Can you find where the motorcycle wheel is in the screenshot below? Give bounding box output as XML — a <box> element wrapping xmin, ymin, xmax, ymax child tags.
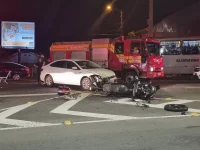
<box><xmin>164</xmin><ymin>104</ymin><xmax>188</xmax><ymax>112</ymax></box>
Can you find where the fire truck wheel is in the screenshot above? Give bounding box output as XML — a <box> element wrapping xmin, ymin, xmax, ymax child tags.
<box><xmin>81</xmin><ymin>77</ymin><xmax>92</xmax><ymax>91</ymax></box>
<box><xmin>125</xmin><ymin>71</ymin><xmax>137</xmax><ymax>83</ymax></box>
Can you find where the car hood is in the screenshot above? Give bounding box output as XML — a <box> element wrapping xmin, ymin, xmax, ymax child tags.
<box><xmin>84</xmin><ymin>68</ymin><xmax>115</xmax><ymax>78</ymax></box>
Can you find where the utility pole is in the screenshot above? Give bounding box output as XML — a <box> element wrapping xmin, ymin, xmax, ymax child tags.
<box><xmin>148</xmin><ymin>0</ymin><xmax>154</xmax><ymax>37</ymax></box>
<box><xmin>120</xmin><ymin>10</ymin><xmax>123</xmax><ymax>36</ymax></box>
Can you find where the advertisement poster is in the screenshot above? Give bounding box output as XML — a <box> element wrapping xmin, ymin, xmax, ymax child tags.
<box><xmin>1</xmin><ymin>21</ymin><xmax>35</xmax><ymax>49</ymax></box>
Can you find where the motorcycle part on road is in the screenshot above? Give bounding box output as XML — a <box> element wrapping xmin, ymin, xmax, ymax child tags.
<box><xmin>164</xmin><ymin>104</ymin><xmax>188</xmax><ymax>112</ymax></box>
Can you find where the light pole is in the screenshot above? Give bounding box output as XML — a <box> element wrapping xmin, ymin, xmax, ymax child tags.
<box><xmin>106</xmin><ymin>5</ymin><xmax>123</xmax><ymax>36</ymax></box>
<box><xmin>148</xmin><ymin>0</ymin><xmax>154</xmax><ymax>37</ymax></box>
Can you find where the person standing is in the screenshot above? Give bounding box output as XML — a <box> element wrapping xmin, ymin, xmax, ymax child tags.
<box><xmin>34</xmin><ymin>55</ymin><xmax>45</xmax><ymax>84</ymax></box>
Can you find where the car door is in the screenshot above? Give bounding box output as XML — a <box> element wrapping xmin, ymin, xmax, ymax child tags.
<box><xmin>48</xmin><ymin>60</ymin><xmax>69</xmax><ymax>84</ymax></box>
<box><xmin>64</xmin><ymin>61</ymin><xmax>82</xmax><ymax>85</ymax></box>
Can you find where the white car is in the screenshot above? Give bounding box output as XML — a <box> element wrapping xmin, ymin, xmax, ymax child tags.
<box><xmin>40</xmin><ymin>59</ymin><xmax>116</xmax><ymax>90</ymax></box>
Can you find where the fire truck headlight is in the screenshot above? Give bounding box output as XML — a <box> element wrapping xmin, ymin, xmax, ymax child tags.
<box><xmin>161</xmin><ymin>67</ymin><xmax>163</xmax><ymax>71</ymax></box>
<box><xmin>150</xmin><ymin>67</ymin><xmax>154</xmax><ymax>72</ymax></box>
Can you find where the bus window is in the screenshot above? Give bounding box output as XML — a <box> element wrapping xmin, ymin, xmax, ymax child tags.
<box><xmin>114</xmin><ymin>42</ymin><xmax>124</xmax><ymax>54</ymax></box>
<box><xmin>160</xmin><ymin>41</ymin><xmax>181</xmax><ymax>55</ymax></box>
<box><xmin>181</xmin><ymin>40</ymin><xmax>200</xmax><ymax>55</ymax></box>
<box><xmin>130</xmin><ymin>42</ymin><xmax>140</xmax><ymax>54</ymax></box>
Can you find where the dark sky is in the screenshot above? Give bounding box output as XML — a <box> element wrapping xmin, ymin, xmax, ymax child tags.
<box><xmin>0</xmin><ymin>0</ymin><xmax>199</xmax><ymax>56</ymax></box>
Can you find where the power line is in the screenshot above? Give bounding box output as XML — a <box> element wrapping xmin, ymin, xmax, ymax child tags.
<box><xmin>123</xmin><ymin>0</ymin><xmax>138</xmax><ymax>25</ymax></box>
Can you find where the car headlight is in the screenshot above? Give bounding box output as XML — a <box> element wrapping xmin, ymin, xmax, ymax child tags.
<box><xmin>94</xmin><ymin>75</ymin><xmax>102</xmax><ymax>82</ymax></box>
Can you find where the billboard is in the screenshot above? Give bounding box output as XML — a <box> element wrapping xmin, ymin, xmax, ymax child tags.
<box><xmin>1</xmin><ymin>21</ymin><xmax>35</xmax><ymax>49</ymax></box>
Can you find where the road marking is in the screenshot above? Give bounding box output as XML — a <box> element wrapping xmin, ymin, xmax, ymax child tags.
<box><xmin>73</xmin><ymin>115</ymin><xmax>191</xmax><ymax>125</ymax></box>
<box><xmin>155</xmin><ymin>98</ymin><xmax>200</xmax><ymax>101</ymax></box>
<box><xmin>188</xmin><ymin>108</ymin><xmax>200</xmax><ymax>113</ymax></box>
<box><xmin>0</xmin><ymin>97</ymin><xmax>62</xmax><ymax>130</ymax></box>
<box><xmin>51</xmin><ymin>93</ymin><xmax>91</xmax><ymax>112</ymax></box>
<box><xmin>0</xmin><ymin>119</ymin><xmax>62</xmax><ymax>128</ymax></box>
<box><xmin>0</xmin><ymin>103</ymin><xmax>36</xmax><ymax>119</ymax></box>
<box><xmin>105</xmin><ymin>98</ymin><xmax>200</xmax><ymax>113</ymax></box>
<box><xmin>51</xmin><ymin>93</ymin><xmax>135</xmax><ymax>120</ymax></box>
<box><xmin>65</xmin><ymin>111</ymin><xmax>135</xmax><ymax>120</ymax></box>
<box><xmin>0</xmin><ymin>93</ymin><xmax>57</xmax><ymax>98</ymax></box>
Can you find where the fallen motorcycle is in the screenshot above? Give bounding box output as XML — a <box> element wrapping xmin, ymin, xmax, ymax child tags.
<box><xmin>132</xmin><ymin>76</ymin><xmax>160</xmax><ymax>101</ymax></box>
<box><xmin>91</xmin><ymin>75</ymin><xmax>160</xmax><ymax>102</ymax></box>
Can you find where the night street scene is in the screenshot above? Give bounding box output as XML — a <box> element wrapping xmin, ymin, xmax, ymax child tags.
<box><xmin>1</xmin><ymin>0</ymin><xmax>200</xmax><ymax>150</ymax></box>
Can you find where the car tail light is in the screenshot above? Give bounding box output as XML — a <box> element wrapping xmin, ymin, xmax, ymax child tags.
<box><xmin>21</xmin><ymin>68</ymin><xmax>30</xmax><ymax>72</ymax></box>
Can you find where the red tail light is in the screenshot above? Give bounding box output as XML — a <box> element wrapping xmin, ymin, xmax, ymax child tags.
<box><xmin>24</xmin><ymin>68</ymin><xmax>30</xmax><ymax>72</ymax></box>
<box><xmin>21</xmin><ymin>68</ymin><xmax>30</xmax><ymax>72</ymax></box>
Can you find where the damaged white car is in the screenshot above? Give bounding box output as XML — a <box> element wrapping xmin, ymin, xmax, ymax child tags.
<box><xmin>40</xmin><ymin>59</ymin><xmax>116</xmax><ymax>90</ymax></box>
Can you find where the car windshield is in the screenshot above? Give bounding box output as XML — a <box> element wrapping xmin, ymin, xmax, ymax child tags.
<box><xmin>147</xmin><ymin>42</ymin><xmax>160</xmax><ymax>56</ymax></box>
<box><xmin>75</xmin><ymin>60</ymin><xmax>101</xmax><ymax>69</ymax></box>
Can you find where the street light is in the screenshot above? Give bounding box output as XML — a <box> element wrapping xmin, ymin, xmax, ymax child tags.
<box><xmin>106</xmin><ymin>4</ymin><xmax>123</xmax><ymax>36</ymax></box>
<box><xmin>106</xmin><ymin>5</ymin><xmax>112</xmax><ymax>10</ymax></box>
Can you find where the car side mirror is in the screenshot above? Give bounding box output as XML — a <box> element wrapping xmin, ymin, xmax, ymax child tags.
<box><xmin>72</xmin><ymin>66</ymin><xmax>78</xmax><ymax>70</ymax></box>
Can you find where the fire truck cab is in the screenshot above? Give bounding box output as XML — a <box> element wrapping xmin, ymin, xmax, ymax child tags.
<box><xmin>50</xmin><ymin>37</ymin><xmax>164</xmax><ymax>82</ymax></box>
<box><xmin>107</xmin><ymin>37</ymin><xmax>164</xmax><ymax>81</ymax></box>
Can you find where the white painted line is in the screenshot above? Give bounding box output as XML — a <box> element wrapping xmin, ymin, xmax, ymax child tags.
<box><xmin>155</xmin><ymin>98</ymin><xmax>200</xmax><ymax>101</ymax></box>
<box><xmin>105</xmin><ymin>98</ymin><xmax>200</xmax><ymax>113</ymax></box>
<box><xmin>0</xmin><ymin>97</ymin><xmax>57</xmax><ymax>119</ymax></box>
<box><xmin>0</xmin><ymin>106</ymin><xmax>15</xmax><ymax>111</ymax></box>
<box><xmin>150</xmin><ymin>100</ymin><xmax>195</xmax><ymax>109</ymax></box>
<box><xmin>0</xmin><ymin>97</ymin><xmax>62</xmax><ymax>129</ymax></box>
<box><xmin>184</xmin><ymin>87</ymin><xmax>200</xmax><ymax>89</ymax></box>
<box><xmin>73</xmin><ymin>119</ymin><xmax>114</xmax><ymax>124</ymax></box>
<box><xmin>51</xmin><ymin>93</ymin><xmax>135</xmax><ymax>120</ymax></box>
<box><xmin>0</xmin><ymin>93</ymin><xmax>57</xmax><ymax>98</ymax></box>
<box><xmin>65</xmin><ymin>111</ymin><xmax>135</xmax><ymax>120</ymax></box>
<box><xmin>73</xmin><ymin>115</ymin><xmax>191</xmax><ymax>125</ymax></box>
<box><xmin>0</xmin><ymin>123</ymin><xmax>62</xmax><ymax>131</ymax></box>
<box><xmin>0</xmin><ymin>127</ymin><xmax>26</xmax><ymax>131</ymax></box>
<box><xmin>188</xmin><ymin>108</ymin><xmax>200</xmax><ymax>113</ymax></box>
<box><xmin>0</xmin><ymin>119</ymin><xmax>62</xmax><ymax>128</ymax></box>
<box><xmin>0</xmin><ymin>103</ymin><xmax>35</xmax><ymax>119</ymax></box>
<box><xmin>51</xmin><ymin>93</ymin><xmax>91</xmax><ymax>113</ymax></box>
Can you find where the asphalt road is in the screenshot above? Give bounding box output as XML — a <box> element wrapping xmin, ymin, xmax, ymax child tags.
<box><xmin>0</xmin><ymin>79</ymin><xmax>200</xmax><ymax>150</ymax></box>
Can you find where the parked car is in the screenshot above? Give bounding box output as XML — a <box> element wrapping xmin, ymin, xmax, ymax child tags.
<box><xmin>0</xmin><ymin>62</ymin><xmax>30</xmax><ymax>81</ymax></box>
<box><xmin>40</xmin><ymin>59</ymin><xmax>116</xmax><ymax>90</ymax></box>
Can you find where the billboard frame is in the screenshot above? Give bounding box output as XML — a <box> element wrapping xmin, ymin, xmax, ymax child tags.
<box><xmin>1</xmin><ymin>21</ymin><xmax>35</xmax><ymax>50</ymax></box>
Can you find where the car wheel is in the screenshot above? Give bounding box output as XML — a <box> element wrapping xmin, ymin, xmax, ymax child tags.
<box><xmin>81</xmin><ymin>77</ymin><xmax>92</xmax><ymax>91</ymax></box>
<box><xmin>13</xmin><ymin>74</ymin><xmax>20</xmax><ymax>81</ymax></box>
<box><xmin>45</xmin><ymin>75</ymin><xmax>54</xmax><ymax>87</ymax></box>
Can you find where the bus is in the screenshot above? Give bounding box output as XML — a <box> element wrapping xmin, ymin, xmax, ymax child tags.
<box><xmin>157</xmin><ymin>37</ymin><xmax>200</xmax><ymax>75</ymax></box>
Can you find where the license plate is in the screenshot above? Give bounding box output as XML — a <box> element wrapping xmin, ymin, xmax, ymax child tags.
<box><xmin>158</xmin><ymin>73</ymin><xmax>161</xmax><ymax>76</ymax></box>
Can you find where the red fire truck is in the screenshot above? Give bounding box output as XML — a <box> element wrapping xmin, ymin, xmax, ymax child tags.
<box><xmin>50</xmin><ymin>37</ymin><xmax>164</xmax><ymax>81</ymax></box>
